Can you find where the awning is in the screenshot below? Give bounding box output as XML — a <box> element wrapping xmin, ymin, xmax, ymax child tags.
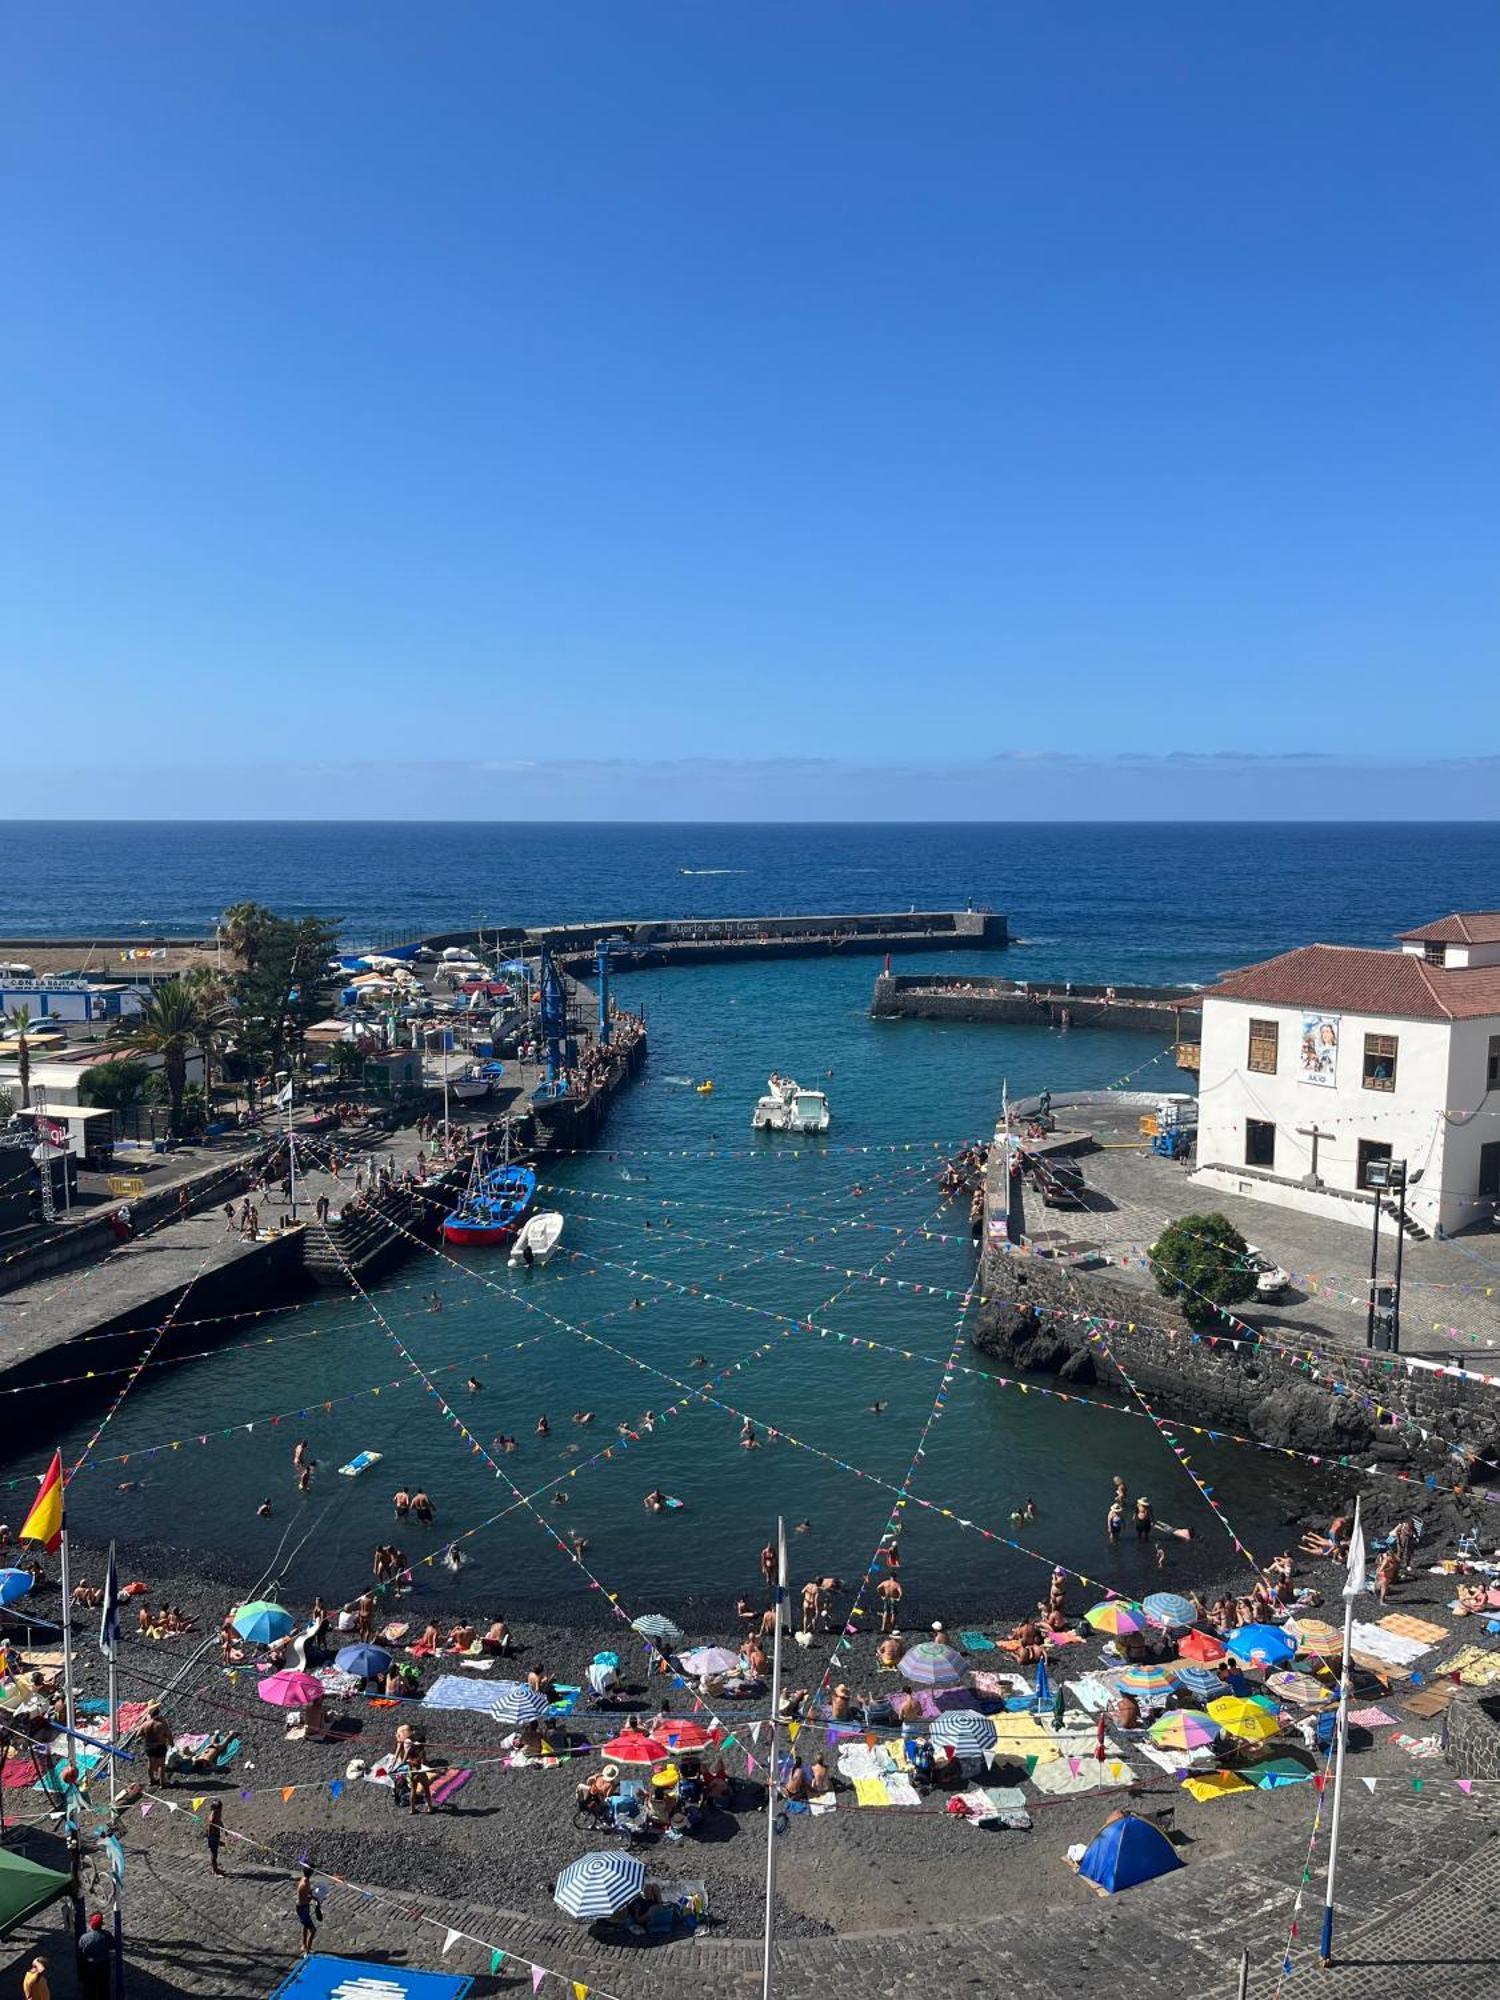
<box><xmin>0</xmin><ymin>1845</ymin><xmax>72</xmax><ymax>1939</ymax></box>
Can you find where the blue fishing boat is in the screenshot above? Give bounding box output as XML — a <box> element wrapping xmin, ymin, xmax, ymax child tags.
<box><xmin>441</xmin><ymin>1152</ymin><xmax>537</xmax><ymax>1248</ymax></box>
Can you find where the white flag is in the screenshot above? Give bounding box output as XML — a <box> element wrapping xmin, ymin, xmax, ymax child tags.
<box><xmin>275</xmin><ymin>1080</ymin><xmax>294</xmax><ymax>1107</ymax></box>
<box><xmin>1343</xmin><ymin>1500</ymin><xmax>1366</xmax><ymax>1601</ymax></box>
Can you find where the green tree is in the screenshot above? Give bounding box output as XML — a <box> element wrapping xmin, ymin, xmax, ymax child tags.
<box><xmin>220</xmin><ymin>901</ymin><xmax>277</xmax><ymax>976</ymax></box>
<box><xmin>111</xmin><ymin>984</ymin><xmax>204</xmax><ymax>1135</ymax></box>
<box><xmin>78</xmin><ymin>1058</ymin><xmax>153</xmax><ymax>1114</ymax></box>
<box><xmin>2</xmin><ymin>1006</ymin><xmax>36</xmax><ymax>1108</ymax></box>
<box><xmin>233</xmin><ymin>915</ymin><xmax>340</xmax><ymax>1085</ymax></box>
<box><xmin>0</xmin><ymin>1085</ymin><xmax>13</xmax><ymax>1122</ymax></box>
<box><xmin>182</xmin><ymin>966</ymin><xmax>234</xmax><ymax>1102</ymax></box>
<box><xmin>1148</xmin><ymin>1212</ymin><xmax>1258</xmax><ymax>1329</ymax></box>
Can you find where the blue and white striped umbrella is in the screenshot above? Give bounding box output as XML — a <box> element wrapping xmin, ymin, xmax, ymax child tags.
<box><xmin>929</xmin><ymin>1710</ymin><xmax>998</xmax><ymax>1756</ymax></box>
<box><xmin>554</xmin><ymin>1850</ymin><xmax>647</xmax><ymax>1920</ymax></box>
<box><xmin>1173</xmin><ymin>1664</ymin><xmax>1226</xmax><ymax>1700</ymax></box>
<box><xmin>490</xmin><ymin>1681</ymin><xmax>550</xmax><ymax>1726</ymax></box>
<box><xmin>1143</xmin><ymin>1592</ymin><xmax>1197</xmax><ymax>1631</ymax></box>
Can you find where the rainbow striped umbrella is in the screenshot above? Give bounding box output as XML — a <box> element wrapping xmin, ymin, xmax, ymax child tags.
<box><xmin>1149</xmin><ymin>1710</ymin><xmax>1221</xmax><ymax>1752</ymax></box>
<box><xmin>1117</xmin><ymin>1663</ymin><xmax>1177</xmax><ymax>1698</ymax></box>
<box><xmin>1084</xmin><ymin>1600</ymin><xmax>1147</xmax><ymax>1636</ymax></box>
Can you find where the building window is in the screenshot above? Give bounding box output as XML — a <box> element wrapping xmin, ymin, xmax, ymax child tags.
<box><xmin>1245</xmin><ymin>1119</ymin><xmax>1276</xmax><ymax>1169</ymax></box>
<box><xmin>1488</xmin><ymin>1035</ymin><xmax>1500</xmax><ymax>1092</ymax></box>
<box><xmin>1423</xmin><ymin>941</ymin><xmax>1446</xmax><ymax>967</ymax></box>
<box><xmin>1362</xmin><ymin>1034</ymin><xmax>1398</xmax><ymax>1092</ymax></box>
<box><xmin>1357</xmin><ymin>1139</ymin><xmax>1393</xmax><ymax>1189</ymax></box>
<box><xmin>1247</xmin><ymin>1018</ymin><xmax>1279</xmax><ymax>1074</ymax></box>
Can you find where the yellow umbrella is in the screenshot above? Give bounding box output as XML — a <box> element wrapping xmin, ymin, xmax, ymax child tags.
<box><xmin>1207</xmin><ymin>1696</ymin><xmax>1280</xmax><ymax>1742</ymax></box>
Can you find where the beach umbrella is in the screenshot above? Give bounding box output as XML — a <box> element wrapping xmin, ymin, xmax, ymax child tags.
<box><xmin>631</xmin><ymin>1614</ymin><xmax>684</xmax><ymax>1643</ymax></box>
<box><xmin>649</xmin><ymin>1718</ymin><xmax>712</xmax><ymax>1752</ymax></box>
<box><xmin>1176</xmin><ymin>1629</ymin><xmax>1227</xmax><ymax>1664</ymax></box>
<box><xmin>1142</xmin><ymin>1593</ymin><xmax>1197</xmax><ymax>1632</ymax></box>
<box><xmin>1225</xmin><ymin>1624</ymin><xmax>1296</xmax><ymax>1670</ymax></box>
<box><xmin>0</xmin><ymin>1570</ymin><xmax>35</xmax><ymax>1607</ymax></box>
<box><xmin>233</xmin><ymin>1601</ymin><xmax>295</xmax><ymax>1644</ymax></box>
<box><xmin>898</xmin><ymin>1643</ymin><xmax>966</xmax><ymax>1687</ymax></box>
<box><xmin>678</xmin><ymin>1646</ymin><xmax>739</xmax><ymax>1677</ymax></box>
<box><xmin>1207</xmin><ymin>1696</ymin><xmax>1281</xmax><ymax>1743</ymax></box>
<box><xmin>257</xmin><ymin>1670</ymin><xmax>323</xmax><ymax>1710</ymax></box>
<box><xmin>335</xmin><ymin>1644</ymin><xmax>392</xmax><ymax>1680</ymax></box>
<box><xmin>1173</xmin><ymin>1665</ymin><xmax>1226</xmax><ymax>1701</ymax></box>
<box><xmin>1117</xmin><ymin>1663</ymin><xmax>1177</xmax><ymax>1699</ymax></box>
<box><xmin>1149</xmin><ymin>1710</ymin><xmax>1221</xmax><ymax>1752</ymax></box>
<box><xmin>490</xmin><ymin>1683</ymin><xmax>550</xmax><ymax>1726</ymax></box>
<box><xmin>554</xmin><ymin>1851</ymin><xmax>646</xmax><ymax>1921</ymax></box>
<box><xmin>1084</xmin><ymin>1600</ymin><xmax>1147</xmax><ymax>1636</ymax></box>
<box><xmin>1267</xmin><ymin>1669</ymin><xmax>1336</xmax><ymax>1707</ymax></box>
<box><xmin>929</xmin><ymin>1710</ymin><xmax>998</xmax><ymax>1757</ymax></box>
<box><xmin>600</xmin><ymin>1730</ymin><xmax>668</xmax><ymax>1766</ymax></box>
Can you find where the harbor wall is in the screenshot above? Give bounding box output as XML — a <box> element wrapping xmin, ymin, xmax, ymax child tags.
<box><xmin>415</xmin><ymin>909</ymin><xmax>1006</xmax><ymax>969</ymax></box>
<box><xmin>872</xmin><ymin>972</ymin><xmax>1197</xmax><ymax>1034</ymax></box>
<box><xmin>973</xmin><ymin>1236</ymin><xmax>1500</xmax><ymax>1477</ymax></box>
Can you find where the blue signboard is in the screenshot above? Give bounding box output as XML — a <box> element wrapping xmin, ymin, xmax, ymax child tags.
<box><xmin>268</xmin><ymin>1958</ymin><xmax>472</xmax><ymax>2000</ymax></box>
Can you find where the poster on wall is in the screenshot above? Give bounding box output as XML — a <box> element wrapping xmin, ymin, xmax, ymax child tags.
<box><xmin>1300</xmin><ymin>1014</ymin><xmax>1340</xmax><ymax>1087</ymax></box>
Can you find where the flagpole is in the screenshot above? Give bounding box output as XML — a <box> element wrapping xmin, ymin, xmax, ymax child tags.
<box><xmin>103</xmin><ymin>1542</ymin><xmax>120</xmax><ymax>1809</ymax></box>
<box><xmin>761</xmin><ymin>1516</ymin><xmax>786</xmax><ymax>2000</ymax></box>
<box><xmin>286</xmin><ymin>1076</ymin><xmax>297</xmax><ymax>1221</ymax></box>
<box><xmin>1319</xmin><ymin>1495</ymin><xmax>1363</xmax><ymax>1966</ymax></box>
<box><xmin>59</xmin><ymin>1513</ymin><xmax>77</xmax><ymax>1741</ymax></box>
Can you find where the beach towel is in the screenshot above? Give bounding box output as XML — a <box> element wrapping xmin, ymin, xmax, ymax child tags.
<box><xmin>1044</xmin><ymin>1629</ymin><xmax>1085</xmax><ymax>1646</ymax></box>
<box><xmin>1136</xmin><ymin>1740</ymin><xmax>1214</xmax><ymax>1777</ymax></box>
<box><xmin>116</xmin><ymin>1701</ymin><xmax>152</xmax><ymax>1737</ymax></box>
<box><xmin>852</xmin><ymin>1776</ymin><xmax>892</xmax><ymax>1807</ymax></box>
<box><xmin>380</xmin><ymin>1622</ymin><xmax>411</xmax><ymax>1643</ymax></box>
<box><xmin>808</xmin><ymin>1792</ymin><xmax>837</xmax><ymax>1815</ymax></box>
<box><xmin>429</xmin><ymin>1766</ymin><xmax>473</xmax><ymax>1806</ymax></box>
<box><xmin>884</xmin><ymin>1774</ymin><xmax>921</xmax><ymax>1806</ymax></box>
<box><xmin>971</xmin><ymin>1670</ymin><xmax>1028</xmax><ymax>1700</ymax></box>
<box><xmin>1350</xmin><ymin>1623</ymin><xmax>1431</xmax><ymax>1668</ymax></box>
<box><xmin>1434</xmin><ymin>1644</ymin><xmax>1500</xmax><ymax>1687</ymax></box>
<box><xmin>1031</xmin><ymin>1756</ymin><xmax>1111</xmax><ymax>1797</ymax></box>
<box><xmin>1065</xmin><ymin>1677</ymin><xmax>1114</xmax><ymax>1715</ymax></box>
<box><xmin>1379</xmin><ymin>1613</ymin><xmax>1450</xmax><ymax>1647</ymax></box>
<box><xmin>546</xmin><ymin>1685</ymin><xmax>582</xmax><ymax>1717</ymax></box>
<box><xmin>423</xmin><ymin>1674</ymin><xmax>516</xmax><ymax>1716</ymax></box>
<box><xmin>1391</xmin><ymin>1732</ymin><xmax>1444</xmax><ymax>1759</ymax></box>
<box><xmin>1347</xmin><ymin>1706</ymin><xmax>1398</xmax><ymax>1729</ymax></box>
<box><xmin>1182</xmin><ymin>1769</ymin><xmax>1252</xmax><ymax>1802</ymax></box>
<box><xmin>958</xmin><ymin>1631</ymin><xmax>997</xmax><ymax>1652</ymax></box>
<box><xmin>316</xmin><ymin>1669</ymin><xmax>361</xmax><ymax>1698</ymax></box>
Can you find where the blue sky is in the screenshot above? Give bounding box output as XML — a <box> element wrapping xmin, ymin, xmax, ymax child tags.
<box><xmin>4</xmin><ymin>3</ymin><xmax>1497</xmax><ymax>818</ymax></box>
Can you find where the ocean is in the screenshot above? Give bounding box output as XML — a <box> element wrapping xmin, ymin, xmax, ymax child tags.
<box><xmin>3</xmin><ymin>821</ymin><xmax>1492</xmax><ymax>1618</ymax></box>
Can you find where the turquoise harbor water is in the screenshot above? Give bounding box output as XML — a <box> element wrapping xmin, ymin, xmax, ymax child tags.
<box><xmin>6</xmin><ymin>822</ymin><xmax>1498</xmax><ymax>1615</ymax></box>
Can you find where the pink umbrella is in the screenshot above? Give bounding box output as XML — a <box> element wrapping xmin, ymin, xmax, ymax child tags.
<box><xmin>257</xmin><ymin>1669</ymin><xmax>323</xmax><ymax>1709</ymax></box>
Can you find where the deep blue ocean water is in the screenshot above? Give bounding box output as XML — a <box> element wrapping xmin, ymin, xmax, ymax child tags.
<box><xmin>6</xmin><ymin>822</ymin><xmax>1495</xmax><ymax>1619</ymax></box>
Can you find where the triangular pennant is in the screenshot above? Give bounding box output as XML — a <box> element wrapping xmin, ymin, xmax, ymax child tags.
<box><xmin>442</xmin><ymin>1928</ymin><xmax>461</xmax><ymax>1955</ymax></box>
<box><xmin>531</xmin><ymin>1969</ymin><xmax>546</xmax><ymax>1994</ymax></box>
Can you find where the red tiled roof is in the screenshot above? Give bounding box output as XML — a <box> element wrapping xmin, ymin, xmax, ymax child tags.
<box><xmin>1205</xmin><ymin>944</ymin><xmax>1500</xmax><ymax>1022</ymax></box>
<box><xmin>1396</xmin><ymin>912</ymin><xmax>1500</xmax><ymax>945</ymax></box>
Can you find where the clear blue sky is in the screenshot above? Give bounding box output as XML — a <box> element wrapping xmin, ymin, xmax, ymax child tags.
<box><xmin>4</xmin><ymin>2</ymin><xmax>1497</xmax><ymax>817</ymax></box>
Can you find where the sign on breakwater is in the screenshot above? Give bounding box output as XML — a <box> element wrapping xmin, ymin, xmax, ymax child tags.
<box><xmin>871</xmin><ymin>969</ymin><xmax>1201</xmax><ymax>1036</ymax></box>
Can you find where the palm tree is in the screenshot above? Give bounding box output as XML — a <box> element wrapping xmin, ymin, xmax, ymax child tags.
<box><xmin>112</xmin><ymin>984</ymin><xmax>203</xmax><ymax>1135</ymax></box>
<box><xmin>182</xmin><ymin>966</ymin><xmax>234</xmax><ymax>1104</ymax></box>
<box><xmin>220</xmin><ymin>902</ymin><xmax>275</xmax><ymax>977</ymax></box>
<box><xmin>2</xmin><ymin>1006</ymin><xmax>35</xmax><ymax>1109</ymax></box>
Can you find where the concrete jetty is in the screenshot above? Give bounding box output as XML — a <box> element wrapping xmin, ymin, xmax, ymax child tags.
<box><xmin>872</xmin><ymin>970</ymin><xmax>1200</xmax><ymax>1034</ymax></box>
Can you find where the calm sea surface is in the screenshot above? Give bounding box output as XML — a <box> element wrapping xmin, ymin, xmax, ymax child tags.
<box><xmin>4</xmin><ymin>822</ymin><xmax>1494</xmax><ymax>1617</ymax></box>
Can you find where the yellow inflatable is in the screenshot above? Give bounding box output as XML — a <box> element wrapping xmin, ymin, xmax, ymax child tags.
<box><xmin>695</xmin><ymin>1080</ymin><xmax>715</xmax><ymax>1094</ymax></box>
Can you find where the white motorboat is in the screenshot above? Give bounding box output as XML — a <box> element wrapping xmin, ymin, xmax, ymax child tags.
<box><xmin>449</xmin><ymin>1064</ymin><xmax>491</xmax><ymax>1101</ymax></box>
<box><xmin>751</xmin><ymin>1073</ymin><xmax>831</xmax><ymax>1134</ymax></box>
<box><xmin>509</xmin><ymin>1210</ymin><xmax>564</xmax><ymax>1266</ymax></box>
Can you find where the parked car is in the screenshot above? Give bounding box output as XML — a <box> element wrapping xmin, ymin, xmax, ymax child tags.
<box><xmin>1245</xmin><ymin>1247</ymin><xmax>1290</xmax><ymax>1302</ymax></box>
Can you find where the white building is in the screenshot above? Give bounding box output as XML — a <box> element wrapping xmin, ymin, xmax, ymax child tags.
<box><xmin>1189</xmin><ymin>911</ymin><xmax>1500</xmax><ymax>1238</ymax></box>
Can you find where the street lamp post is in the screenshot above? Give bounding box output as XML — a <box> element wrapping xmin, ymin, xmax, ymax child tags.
<box><xmin>1364</xmin><ymin>1157</ymin><xmax>1406</xmax><ymax>1352</ymax></box>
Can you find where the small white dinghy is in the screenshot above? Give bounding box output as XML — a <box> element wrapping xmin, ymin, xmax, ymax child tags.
<box><xmin>509</xmin><ymin>1210</ymin><xmax>563</xmax><ymax>1267</ymax></box>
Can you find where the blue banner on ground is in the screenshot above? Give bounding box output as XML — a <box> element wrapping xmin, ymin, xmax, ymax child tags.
<box><xmin>268</xmin><ymin>1958</ymin><xmax>472</xmax><ymax>2000</ymax></box>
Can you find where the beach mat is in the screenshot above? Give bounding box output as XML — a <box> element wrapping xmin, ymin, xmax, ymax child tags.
<box><xmin>1182</xmin><ymin>1769</ymin><xmax>1252</xmax><ymax>1803</ymax></box>
<box><xmin>1434</xmin><ymin>1644</ymin><xmax>1500</xmax><ymax>1687</ymax></box>
<box><xmin>423</xmin><ymin>1675</ymin><xmax>513</xmax><ymax>1716</ymax></box>
<box><xmin>430</xmin><ymin>1766</ymin><xmax>472</xmax><ymax>1806</ymax></box>
<box><xmin>1380</xmin><ymin>1613</ymin><xmax>1451</xmax><ymax>1647</ymax></box>
<box><xmin>958</xmin><ymin>1631</ymin><xmax>997</xmax><ymax>1652</ymax></box>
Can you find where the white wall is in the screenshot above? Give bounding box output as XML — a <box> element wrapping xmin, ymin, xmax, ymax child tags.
<box><xmin>1196</xmin><ymin>995</ymin><xmax>1456</xmax><ymax>1232</ymax></box>
<box><xmin>1440</xmin><ymin>1017</ymin><xmax>1500</xmax><ymax>1229</ymax></box>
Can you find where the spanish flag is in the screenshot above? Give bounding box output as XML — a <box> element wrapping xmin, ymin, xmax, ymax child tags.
<box><xmin>19</xmin><ymin>1450</ymin><xmax>64</xmax><ymax>1554</ymax></box>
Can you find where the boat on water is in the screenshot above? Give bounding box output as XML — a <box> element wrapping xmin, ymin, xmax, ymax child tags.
<box><xmin>751</xmin><ymin>1074</ymin><xmax>831</xmax><ymax>1134</ymax></box>
<box><xmin>441</xmin><ymin>1153</ymin><xmax>538</xmax><ymax>1247</ymax></box>
<box><xmin>508</xmin><ymin>1210</ymin><xmax>564</xmax><ymax>1267</ymax></box>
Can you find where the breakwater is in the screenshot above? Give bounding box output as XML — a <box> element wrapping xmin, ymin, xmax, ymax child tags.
<box><xmin>419</xmin><ymin>906</ymin><xmax>1006</xmax><ymax>970</ymax></box>
<box><xmin>872</xmin><ymin>970</ymin><xmax>1198</xmax><ymax>1033</ymax></box>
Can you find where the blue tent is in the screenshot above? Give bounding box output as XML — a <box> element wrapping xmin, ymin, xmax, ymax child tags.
<box><xmin>1076</xmin><ymin>1813</ymin><xmax>1184</xmax><ymax>1895</ymax></box>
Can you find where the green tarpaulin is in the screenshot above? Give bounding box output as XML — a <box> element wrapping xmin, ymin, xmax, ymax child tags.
<box><xmin>0</xmin><ymin>1847</ymin><xmax>71</xmax><ymax>1938</ymax></box>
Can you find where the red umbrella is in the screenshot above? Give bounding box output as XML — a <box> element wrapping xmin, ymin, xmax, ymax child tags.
<box><xmin>1176</xmin><ymin>1629</ymin><xmax>1227</xmax><ymax>1664</ymax></box>
<box><xmin>650</xmin><ymin>1718</ymin><xmax>713</xmax><ymax>1752</ymax></box>
<box><xmin>600</xmin><ymin>1730</ymin><xmax>668</xmax><ymax>1765</ymax></box>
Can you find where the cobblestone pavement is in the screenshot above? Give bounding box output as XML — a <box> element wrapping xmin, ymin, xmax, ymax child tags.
<box><xmin>6</xmin><ymin>1791</ymin><xmax>1499</xmax><ymax>1999</ymax></box>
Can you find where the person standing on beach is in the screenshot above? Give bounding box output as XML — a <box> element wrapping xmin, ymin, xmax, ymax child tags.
<box><xmin>877</xmin><ymin>1576</ymin><xmax>903</xmax><ymax>1633</ymax></box>
<box><xmin>759</xmin><ymin>1542</ymin><xmax>776</xmax><ymax>1589</ymax></box>
<box><xmin>295</xmin><ymin>1867</ymin><xmax>321</xmax><ymax>1955</ymax></box>
<box><xmin>205</xmin><ymin>1801</ymin><xmax>226</xmax><ymax>1876</ymax></box>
